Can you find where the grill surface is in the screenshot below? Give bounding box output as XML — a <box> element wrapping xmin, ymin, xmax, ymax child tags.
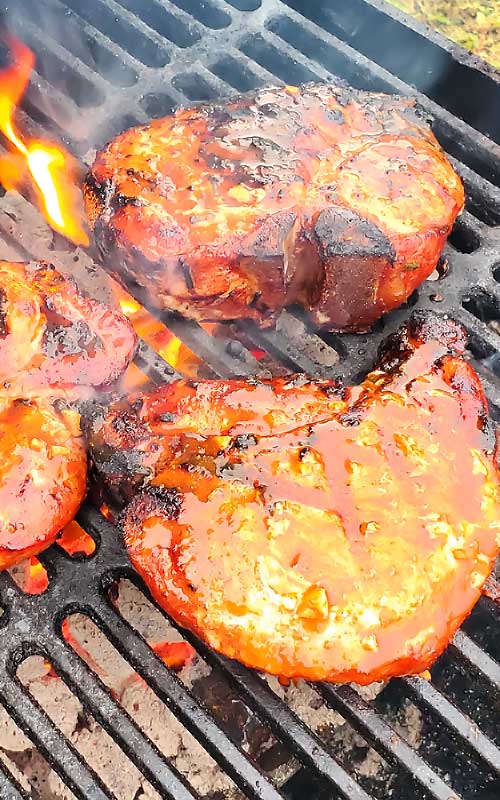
<box><xmin>0</xmin><ymin>1</ymin><xmax>500</xmax><ymax>798</ymax></box>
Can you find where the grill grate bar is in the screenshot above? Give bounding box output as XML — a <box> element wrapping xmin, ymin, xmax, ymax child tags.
<box><xmin>0</xmin><ymin>670</ymin><xmax>113</xmax><ymax>800</ymax></box>
<box><xmin>47</xmin><ymin>636</ymin><xmax>200</xmax><ymax>800</ymax></box>
<box><xmin>254</xmin><ymin>27</ymin><xmax>330</xmax><ymax>82</ymax></box>
<box><xmin>174</xmin><ymin>645</ymin><xmax>373</xmax><ymax>800</ymax></box>
<box><xmin>450</xmin><ymin>630</ymin><xmax>500</xmax><ymax>692</ymax></box>
<box><xmin>207</xmin><ymin>45</ymin><xmax>271</xmax><ymax>89</ymax></box>
<box><xmin>134</xmin><ymin>338</ymin><xmax>180</xmax><ymax>382</ymax></box>
<box><xmin>157</xmin><ymin>312</ymin><xmax>264</xmax><ymax>378</ymax></box>
<box><xmin>10</xmin><ymin>0</ymin><xmax>500</xmax><ymax>221</ymax></box>
<box><xmin>319</xmin><ymin>683</ymin><xmax>463</xmax><ymax>800</ymax></box>
<box><xmin>242</xmin><ymin>314</ymin><xmax>341</xmax><ymax>378</ymax></box>
<box><xmin>0</xmin><ymin>759</ymin><xmax>29</xmax><ymax>800</ymax></box>
<box><xmin>453</xmin><ymin>209</ymin><xmax>488</xmax><ymax>240</ymax></box>
<box><xmin>402</xmin><ymin>676</ymin><xmax>500</xmax><ymax>774</ymax></box>
<box><xmin>17</xmin><ymin>17</ymin><xmax>114</xmax><ymax>100</ymax></box>
<box><xmin>0</xmin><ymin>0</ymin><xmax>499</xmax><ymax>797</ymax></box>
<box><xmin>119</xmin><ymin>0</ymin><xmax>206</xmax><ymax>43</ymax></box>
<box><xmin>300</xmin><ymin>0</ymin><xmax>500</xmax><ymax>141</ymax></box>
<box><xmin>454</xmin><ymin>309</ymin><xmax>500</xmax><ymax>361</ymax></box>
<box><xmin>268</xmin><ymin>1</ymin><xmax>500</xmax><ymax>191</ymax></box>
<box><xmin>87</xmin><ymin>0</ymin><xmax>182</xmax><ymax>54</ymax></box>
<box><xmin>90</xmin><ymin>598</ymin><xmax>286</xmax><ymax>800</ymax></box>
<box><xmin>40</xmin><ymin>0</ymin><xmax>143</xmax><ymax>80</ymax></box>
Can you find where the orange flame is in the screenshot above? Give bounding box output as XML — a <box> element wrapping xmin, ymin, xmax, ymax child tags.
<box><xmin>0</xmin><ymin>37</ymin><xmax>88</xmax><ymax>246</ymax></box>
<box><xmin>113</xmin><ymin>280</ymin><xmax>205</xmax><ymax>377</ymax></box>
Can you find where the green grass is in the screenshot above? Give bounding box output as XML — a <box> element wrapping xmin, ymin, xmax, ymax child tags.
<box><xmin>390</xmin><ymin>0</ymin><xmax>500</xmax><ymax>68</ymax></box>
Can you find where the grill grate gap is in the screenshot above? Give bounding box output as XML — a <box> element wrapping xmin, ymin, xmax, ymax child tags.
<box><xmin>432</xmin><ymin>651</ymin><xmax>500</xmax><ymax>749</ymax></box>
<box><xmin>61</xmin><ymin>613</ymin><xmax>241</xmax><ymax>799</ymax></box>
<box><xmin>139</xmin><ymin>92</ymin><xmax>176</xmax><ymax>118</ymax></box>
<box><xmin>116</xmin><ymin>0</ymin><xmax>203</xmax><ymax>49</ymax></box>
<box><xmin>17</xmin><ymin>654</ymin><xmax>131</xmax><ymax>799</ymax></box>
<box><xmin>169</xmin><ymin>0</ymin><xmax>232</xmax><ymax>29</ymax></box>
<box><xmin>172</xmin><ymin>71</ymin><xmax>219</xmax><ymax>101</ymax></box>
<box><xmin>462</xmin><ymin>288</ymin><xmax>500</xmax><ymax>329</ymax></box>
<box><xmin>266</xmin><ymin>15</ymin><xmax>384</xmax><ymax>91</ymax></box>
<box><xmin>23</xmin><ymin>40</ymin><xmax>104</xmax><ymax>109</ymax></box>
<box><xmin>449</xmin><ymin>218</ymin><xmax>482</xmax><ymax>253</ymax></box>
<box><xmin>61</xmin><ymin>0</ymin><xmax>172</xmax><ymax>67</ymax></box>
<box><xmin>0</xmin><ymin>693</ymin><xmax>79</xmax><ymax>800</ymax></box>
<box><xmin>239</xmin><ymin>34</ymin><xmax>321</xmax><ymax>85</ymax></box>
<box><xmin>210</xmin><ymin>54</ymin><xmax>264</xmax><ymax>92</ymax></box>
<box><xmin>224</xmin><ymin>0</ymin><xmax>262</xmax><ymax>10</ymax></box>
<box><xmin>6</xmin><ymin>0</ymin><xmax>140</xmax><ymax>88</ymax></box>
<box><xmin>280</xmin><ymin>0</ymin><xmax>500</xmax><ymax>146</ymax></box>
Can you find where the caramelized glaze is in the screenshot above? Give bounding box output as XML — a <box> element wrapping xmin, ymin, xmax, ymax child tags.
<box><xmin>0</xmin><ymin>260</ymin><xmax>136</xmax><ymax>569</ymax></box>
<box><xmin>0</xmin><ymin>260</ymin><xmax>137</xmax><ymax>396</ymax></box>
<box><xmin>0</xmin><ymin>398</ymin><xmax>87</xmax><ymax>569</ymax></box>
<box><xmin>92</xmin><ymin>313</ymin><xmax>500</xmax><ymax>683</ymax></box>
<box><xmin>85</xmin><ymin>83</ymin><xmax>463</xmax><ymax>331</ymax></box>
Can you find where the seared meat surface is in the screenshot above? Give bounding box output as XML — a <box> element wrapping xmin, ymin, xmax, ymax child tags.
<box><xmin>0</xmin><ymin>260</ymin><xmax>137</xmax><ymax>397</ymax></box>
<box><xmin>0</xmin><ymin>399</ymin><xmax>86</xmax><ymax>569</ymax></box>
<box><xmin>90</xmin><ymin>313</ymin><xmax>500</xmax><ymax>683</ymax></box>
<box><xmin>85</xmin><ymin>82</ymin><xmax>464</xmax><ymax>331</ymax></box>
<box><xmin>90</xmin><ymin>374</ymin><xmax>346</xmax><ymax>504</ymax></box>
<box><xmin>0</xmin><ymin>260</ymin><xmax>137</xmax><ymax>568</ymax></box>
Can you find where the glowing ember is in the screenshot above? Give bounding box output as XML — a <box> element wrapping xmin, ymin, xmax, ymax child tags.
<box><xmin>57</xmin><ymin>521</ymin><xmax>96</xmax><ymax>557</ymax></box>
<box><xmin>126</xmin><ymin>642</ymin><xmax>195</xmax><ymax>687</ymax></box>
<box><xmin>122</xmin><ymin>361</ymin><xmax>151</xmax><ymax>392</ymax></box>
<box><xmin>251</xmin><ymin>349</ymin><xmax>266</xmax><ymax>361</ymax></box>
<box><xmin>100</xmin><ymin>503</ymin><xmax>115</xmax><ymax>523</ymax></box>
<box><xmin>24</xmin><ymin>557</ymin><xmax>49</xmax><ymax>595</ymax></box>
<box><xmin>0</xmin><ymin>37</ymin><xmax>88</xmax><ymax>246</ymax></box>
<box><xmin>151</xmin><ymin>641</ymin><xmax>195</xmax><ymax>670</ymax></box>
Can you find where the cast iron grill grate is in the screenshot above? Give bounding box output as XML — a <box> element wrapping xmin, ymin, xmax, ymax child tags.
<box><xmin>0</xmin><ymin>0</ymin><xmax>499</xmax><ymax>798</ymax></box>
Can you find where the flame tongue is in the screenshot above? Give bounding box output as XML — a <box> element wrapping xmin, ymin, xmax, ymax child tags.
<box><xmin>0</xmin><ymin>37</ymin><xmax>89</xmax><ymax>246</ymax></box>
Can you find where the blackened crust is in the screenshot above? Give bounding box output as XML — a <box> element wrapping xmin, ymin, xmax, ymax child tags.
<box><xmin>121</xmin><ymin>486</ymin><xmax>182</xmax><ymax>539</ymax></box>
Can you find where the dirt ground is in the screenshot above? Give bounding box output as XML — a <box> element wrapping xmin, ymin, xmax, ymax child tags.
<box><xmin>391</xmin><ymin>0</ymin><xmax>500</xmax><ymax>67</ymax></box>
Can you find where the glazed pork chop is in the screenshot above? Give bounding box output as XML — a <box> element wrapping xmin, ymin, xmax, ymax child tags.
<box><xmin>0</xmin><ymin>259</ymin><xmax>137</xmax><ymax>397</ymax></box>
<box><xmin>84</xmin><ymin>82</ymin><xmax>464</xmax><ymax>332</ymax></box>
<box><xmin>0</xmin><ymin>398</ymin><xmax>86</xmax><ymax>570</ymax></box>
<box><xmin>90</xmin><ymin>313</ymin><xmax>500</xmax><ymax>683</ymax></box>
<box><xmin>0</xmin><ymin>260</ymin><xmax>137</xmax><ymax>569</ymax></box>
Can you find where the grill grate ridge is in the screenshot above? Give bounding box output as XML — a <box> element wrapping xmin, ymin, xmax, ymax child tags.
<box><xmin>318</xmin><ymin>683</ymin><xmax>462</xmax><ymax>800</ymax></box>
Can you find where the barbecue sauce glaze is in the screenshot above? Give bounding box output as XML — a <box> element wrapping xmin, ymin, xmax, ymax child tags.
<box><xmin>92</xmin><ymin>313</ymin><xmax>500</xmax><ymax>683</ymax></box>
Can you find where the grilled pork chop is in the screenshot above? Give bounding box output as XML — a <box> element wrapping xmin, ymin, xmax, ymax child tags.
<box><xmin>0</xmin><ymin>398</ymin><xmax>86</xmax><ymax>569</ymax></box>
<box><xmin>84</xmin><ymin>83</ymin><xmax>464</xmax><ymax>332</ymax></box>
<box><xmin>90</xmin><ymin>313</ymin><xmax>500</xmax><ymax>683</ymax></box>
<box><xmin>0</xmin><ymin>260</ymin><xmax>137</xmax><ymax>397</ymax></box>
<box><xmin>0</xmin><ymin>260</ymin><xmax>137</xmax><ymax>568</ymax></box>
